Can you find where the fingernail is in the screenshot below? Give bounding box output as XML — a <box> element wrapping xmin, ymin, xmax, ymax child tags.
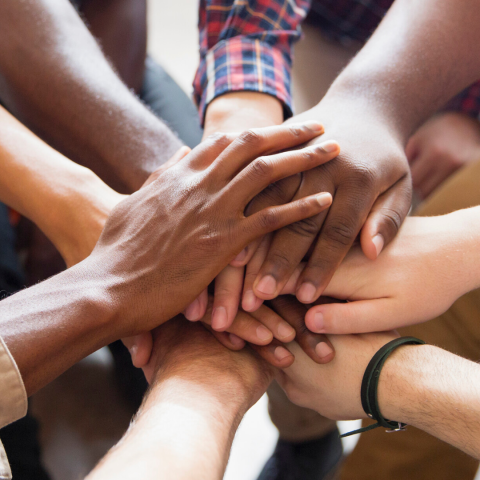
<box><xmin>234</xmin><ymin>248</ymin><xmax>248</xmax><ymax>264</ymax></box>
<box><xmin>184</xmin><ymin>299</ymin><xmax>201</xmax><ymax>321</ymax></box>
<box><xmin>372</xmin><ymin>234</ymin><xmax>385</xmax><ymax>258</ymax></box>
<box><xmin>212</xmin><ymin>306</ymin><xmax>228</xmax><ymax>331</ymax></box>
<box><xmin>256</xmin><ymin>275</ymin><xmax>277</xmax><ymax>296</ymax></box>
<box><xmin>316</xmin><ymin>193</ymin><xmax>332</xmax><ymax>207</ymax></box>
<box><xmin>274</xmin><ymin>346</ymin><xmax>292</xmax><ymax>361</ymax></box>
<box><xmin>243</xmin><ymin>290</ymin><xmax>257</xmax><ymax>311</ymax></box>
<box><xmin>312</xmin><ymin>312</ymin><xmax>324</xmax><ymax>332</ymax></box>
<box><xmin>229</xmin><ymin>333</ymin><xmax>245</xmax><ymax>348</ymax></box>
<box><xmin>304</xmin><ymin>121</ymin><xmax>324</xmax><ymax>132</ymax></box>
<box><xmin>257</xmin><ymin>325</ymin><xmax>273</xmax><ymax>342</ymax></box>
<box><xmin>319</xmin><ymin>140</ymin><xmax>340</xmax><ymax>153</ymax></box>
<box><xmin>315</xmin><ymin>342</ymin><xmax>333</xmax><ymax>359</ymax></box>
<box><xmin>277</xmin><ymin>323</ymin><xmax>295</xmax><ymax>340</ymax></box>
<box><xmin>129</xmin><ymin>344</ymin><xmax>138</xmax><ymax>358</ymax></box>
<box><xmin>297</xmin><ymin>282</ymin><xmax>317</xmax><ymax>303</ymax></box>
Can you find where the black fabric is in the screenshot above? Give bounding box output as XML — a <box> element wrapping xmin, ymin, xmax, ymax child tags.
<box><xmin>256</xmin><ymin>428</ymin><xmax>343</xmax><ymax>480</ymax></box>
<box><xmin>141</xmin><ymin>57</ymin><xmax>203</xmax><ymax>149</ymax></box>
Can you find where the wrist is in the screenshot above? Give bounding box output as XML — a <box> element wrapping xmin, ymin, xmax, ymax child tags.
<box><xmin>377</xmin><ymin>344</ymin><xmax>438</xmax><ymax>425</ymax></box>
<box><xmin>41</xmin><ymin>168</ymin><xmax>123</xmax><ymax>267</ymax></box>
<box><xmin>441</xmin><ymin>207</ymin><xmax>480</xmax><ymax>294</ymax></box>
<box><xmin>319</xmin><ymin>86</ymin><xmax>412</xmax><ymax>144</ymax></box>
<box><xmin>203</xmin><ymin>92</ymin><xmax>283</xmax><ymax>138</ymax></box>
<box><xmin>150</xmin><ymin>360</ymin><xmax>254</xmax><ymax>417</ymax></box>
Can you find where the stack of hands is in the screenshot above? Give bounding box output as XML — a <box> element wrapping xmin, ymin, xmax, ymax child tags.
<box><xmin>34</xmin><ymin>112</ymin><xmax>479</xmax><ymax>427</ymax></box>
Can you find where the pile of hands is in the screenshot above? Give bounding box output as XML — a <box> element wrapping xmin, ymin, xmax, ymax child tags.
<box><xmin>57</xmin><ymin>109</ymin><xmax>479</xmax><ymax>423</ymax></box>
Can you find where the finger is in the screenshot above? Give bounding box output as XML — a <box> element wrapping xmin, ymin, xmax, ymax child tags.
<box><xmin>249</xmin><ymin>340</ymin><xmax>295</xmax><ymax>368</ymax></box>
<box><xmin>244</xmin><ymin>192</ymin><xmax>333</xmax><ymax>244</ymax></box>
<box><xmin>202</xmin><ymin>301</ymin><xmax>274</xmax><ymax>346</ymax></box>
<box><xmin>251</xmin><ymin>171</ymin><xmax>333</xmax><ymax>300</ymax></box>
<box><xmin>242</xmin><ymin>234</ymin><xmax>272</xmax><ymax>312</ymax></box>
<box><xmin>212</xmin><ymin>122</ymin><xmax>324</xmax><ymax>179</ymax></box>
<box><xmin>295</xmin><ymin>187</ymin><xmax>373</xmax><ymax>303</ymax></box>
<box><xmin>249</xmin><ymin>304</ymin><xmax>296</xmax><ymax>343</ymax></box>
<box><xmin>405</xmin><ymin>137</ymin><xmax>420</xmax><ymax>165</ymax></box>
<box><xmin>185</xmin><ymin>132</ymin><xmax>237</xmax><ymax>170</ymax></box>
<box><xmin>360</xmin><ymin>175</ymin><xmax>412</xmax><ymax>260</ymax></box>
<box><xmin>268</xmin><ymin>297</ymin><xmax>335</xmax><ymax>364</ymax></box>
<box><xmin>122</xmin><ymin>332</ymin><xmax>153</xmax><ymax>368</ymax></box>
<box><xmin>305</xmin><ymin>298</ymin><xmax>399</xmax><ymax>334</ymax></box>
<box><xmin>226</xmin><ymin>310</ymin><xmax>274</xmax><ymax>345</ymax></box>
<box><xmin>410</xmin><ymin>153</ymin><xmax>435</xmax><ymax>188</ymax></box>
<box><xmin>211</xmin><ymin>265</ymin><xmax>244</xmax><ymax>331</ymax></box>
<box><xmin>142</xmin><ymin>146</ymin><xmax>191</xmax><ymax>188</ymax></box>
<box><xmin>204</xmin><ymin>324</ymin><xmax>246</xmax><ymax>351</ymax></box>
<box><xmin>231</xmin><ymin>175</ymin><xmax>302</xmax><ymax>268</ymax></box>
<box><xmin>184</xmin><ymin>288</ymin><xmax>208</xmax><ymax>321</ymax></box>
<box><xmin>279</xmin><ymin>263</ymin><xmax>305</xmax><ymax>295</ymax></box>
<box><xmin>231</xmin><ymin>141</ymin><xmax>340</xmax><ymax>205</ymax></box>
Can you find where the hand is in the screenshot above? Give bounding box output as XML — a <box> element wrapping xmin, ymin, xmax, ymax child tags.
<box><xmin>303</xmin><ymin>208</ymin><xmax>480</xmax><ymax>334</ymax></box>
<box><xmin>181</xmin><ymin>132</ymin><xmax>339</xmax><ymax>330</ymax></box>
<box><xmin>407</xmin><ymin>112</ymin><xmax>480</xmax><ymax>199</ymax></box>
<box><xmin>141</xmin><ymin>316</ymin><xmax>273</xmax><ymax>411</ymax></box>
<box><xmin>276</xmin><ymin>331</ymin><xmax>397</xmax><ymax>420</ymax></box>
<box><xmin>89</xmin><ymin>122</ymin><xmax>335</xmax><ymax>338</ymax></box>
<box><xmin>236</xmin><ymin>98</ymin><xmax>412</xmax><ymax>307</ymax></box>
<box><xmin>127</xmin><ymin>295</ymin><xmax>297</xmax><ymax>369</ymax></box>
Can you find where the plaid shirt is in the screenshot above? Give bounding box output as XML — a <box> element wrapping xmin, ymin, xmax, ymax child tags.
<box><xmin>194</xmin><ymin>0</ymin><xmax>480</xmax><ymax>123</ymax></box>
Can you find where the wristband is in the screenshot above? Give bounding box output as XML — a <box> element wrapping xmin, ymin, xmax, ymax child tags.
<box><xmin>341</xmin><ymin>336</ymin><xmax>425</xmax><ymax>438</ymax></box>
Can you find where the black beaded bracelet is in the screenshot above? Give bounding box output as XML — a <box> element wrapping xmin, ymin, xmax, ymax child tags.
<box><xmin>341</xmin><ymin>336</ymin><xmax>426</xmax><ymax>438</ymax></box>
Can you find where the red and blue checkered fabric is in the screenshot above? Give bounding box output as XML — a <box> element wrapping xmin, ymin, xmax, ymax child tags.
<box><xmin>194</xmin><ymin>0</ymin><xmax>480</xmax><ymax>123</ymax></box>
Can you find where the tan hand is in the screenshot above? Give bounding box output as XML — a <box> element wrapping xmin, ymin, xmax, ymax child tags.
<box><xmin>407</xmin><ymin>112</ymin><xmax>480</xmax><ymax>199</ymax></box>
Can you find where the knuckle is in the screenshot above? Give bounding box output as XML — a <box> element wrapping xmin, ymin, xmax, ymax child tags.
<box><xmin>285</xmin><ymin>216</ymin><xmax>320</xmax><ymax>238</ymax></box>
<box><xmin>238</xmin><ymin>129</ymin><xmax>263</xmax><ymax>147</ymax></box>
<box><xmin>349</xmin><ymin>165</ymin><xmax>377</xmax><ymax>189</ymax></box>
<box><xmin>288</xmin><ymin>125</ymin><xmax>303</xmax><ymax>137</ymax></box>
<box><xmin>301</xmin><ymin>149</ymin><xmax>315</xmax><ymax>163</ymax></box>
<box><xmin>378</xmin><ymin>207</ymin><xmax>403</xmax><ymax>237</ymax></box>
<box><xmin>206</xmin><ymin>132</ymin><xmax>230</xmax><ymax>148</ymax></box>
<box><xmin>250</xmin><ymin>157</ymin><xmax>273</xmax><ymax>178</ymax></box>
<box><xmin>322</xmin><ymin>220</ymin><xmax>356</xmax><ymax>247</ymax></box>
<box><xmin>267</xmin><ymin>250</ymin><xmax>294</xmax><ymax>272</ymax></box>
<box><xmin>259</xmin><ymin>209</ymin><xmax>279</xmax><ymax>230</ymax></box>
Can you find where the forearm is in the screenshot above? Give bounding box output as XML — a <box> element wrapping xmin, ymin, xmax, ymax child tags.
<box><xmin>0</xmin><ymin>0</ymin><xmax>181</xmax><ymax>192</ymax></box>
<box><xmin>0</xmin><ymin>106</ymin><xmax>119</xmax><ymax>265</ymax></box>
<box><xmin>326</xmin><ymin>0</ymin><xmax>480</xmax><ymax>141</ymax></box>
<box><xmin>87</xmin><ymin>376</ymin><xmax>248</xmax><ymax>480</ymax></box>
<box><xmin>203</xmin><ymin>92</ymin><xmax>283</xmax><ymax>137</ymax></box>
<box><xmin>0</xmin><ymin>258</ymin><xmax>117</xmax><ymax>395</ymax></box>
<box><xmin>380</xmin><ymin>345</ymin><xmax>480</xmax><ymax>459</ymax></box>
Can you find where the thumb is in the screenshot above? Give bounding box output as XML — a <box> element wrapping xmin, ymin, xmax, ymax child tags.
<box><xmin>305</xmin><ymin>298</ymin><xmax>396</xmax><ymax>334</ymax></box>
<box><xmin>360</xmin><ymin>176</ymin><xmax>411</xmax><ymax>260</ymax></box>
<box><xmin>122</xmin><ymin>332</ymin><xmax>153</xmax><ymax>368</ymax></box>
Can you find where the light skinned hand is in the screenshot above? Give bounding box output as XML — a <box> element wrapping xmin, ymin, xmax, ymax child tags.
<box><xmin>286</xmin><ymin>210</ymin><xmax>480</xmax><ymax>335</ymax></box>
<box><xmin>406</xmin><ymin>112</ymin><xmax>480</xmax><ymax>199</ymax></box>
<box><xmin>140</xmin><ymin>317</ymin><xmax>273</xmax><ymax>413</ymax></box>
<box><xmin>276</xmin><ymin>331</ymin><xmax>398</xmax><ymax>420</ymax></box>
<box><xmin>127</xmin><ymin>295</ymin><xmax>296</xmax><ymax>370</ymax></box>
